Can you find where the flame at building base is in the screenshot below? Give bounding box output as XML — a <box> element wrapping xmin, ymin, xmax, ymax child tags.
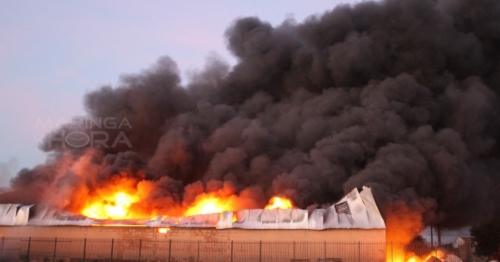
<box><xmin>387</xmin><ymin>248</ymin><xmax>446</xmax><ymax>262</ymax></box>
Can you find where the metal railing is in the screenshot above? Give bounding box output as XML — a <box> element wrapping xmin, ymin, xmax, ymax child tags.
<box><xmin>0</xmin><ymin>237</ymin><xmax>451</xmax><ymax>262</ymax></box>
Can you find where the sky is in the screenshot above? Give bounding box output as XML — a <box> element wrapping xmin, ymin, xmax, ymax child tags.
<box><xmin>0</xmin><ymin>0</ymin><xmax>365</xmax><ymax>188</ymax></box>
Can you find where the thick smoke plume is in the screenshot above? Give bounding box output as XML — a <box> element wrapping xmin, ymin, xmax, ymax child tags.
<box><xmin>5</xmin><ymin>0</ymin><xmax>500</xmax><ymax>242</ymax></box>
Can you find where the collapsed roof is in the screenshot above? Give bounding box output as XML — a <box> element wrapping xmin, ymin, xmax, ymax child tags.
<box><xmin>0</xmin><ymin>186</ymin><xmax>385</xmax><ymax>230</ymax></box>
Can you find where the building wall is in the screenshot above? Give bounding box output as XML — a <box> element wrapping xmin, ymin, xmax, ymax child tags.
<box><xmin>0</xmin><ymin>225</ymin><xmax>385</xmax><ymax>242</ymax></box>
<box><xmin>0</xmin><ymin>226</ymin><xmax>386</xmax><ymax>261</ymax></box>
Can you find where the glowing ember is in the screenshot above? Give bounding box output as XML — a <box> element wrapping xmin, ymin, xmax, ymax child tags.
<box><xmin>158</xmin><ymin>228</ymin><xmax>169</xmax><ymax>234</ymax></box>
<box><xmin>265</xmin><ymin>196</ymin><xmax>294</xmax><ymax>209</ymax></box>
<box><xmin>82</xmin><ymin>192</ymin><xmax>138</xmax><ymax>219</ymax></box>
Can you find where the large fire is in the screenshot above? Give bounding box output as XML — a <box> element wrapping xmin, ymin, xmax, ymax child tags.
<box><xmin>82</xmin><ymin>191</ymin><xmax>139</xmax><ymax>220</ymax></box>
<box><xmin>80</xmin><ymin>187</ymin><xmax>295</xmax><ymax>220</ymax></box>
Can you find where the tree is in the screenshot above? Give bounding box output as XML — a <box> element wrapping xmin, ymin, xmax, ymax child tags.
<box><xmin>470</xmin><ymin>221</ymin><xmax>500</xmax><ymax>257</ymax></box>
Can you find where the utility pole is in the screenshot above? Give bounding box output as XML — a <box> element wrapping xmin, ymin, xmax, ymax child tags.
<box><xmin>430</xmin><ymin>226</ymin><xmax>434</xmax><ymax>248</ymax></box>
<box><xmin>437</xmin><ymin>226</ymin><xmax>441</xmax><ymax>247</ymax></box>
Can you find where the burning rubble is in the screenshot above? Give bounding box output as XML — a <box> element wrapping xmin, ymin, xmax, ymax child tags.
<box><xmin>2</xmin><ymin>1</ymin><xmax>500</xmax><ymax>259</ymax></box>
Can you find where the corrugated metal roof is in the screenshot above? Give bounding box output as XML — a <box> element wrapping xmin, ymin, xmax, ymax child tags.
<box><xmin>0</xmin><ymin>186</ymin><xmax>385</xmax><ymax>230</ymax></box>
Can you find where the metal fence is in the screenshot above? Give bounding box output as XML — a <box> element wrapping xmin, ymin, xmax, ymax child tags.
<box><xmin>0</xmin><ymin>237</ymin><xmax>448</xmax><ymax>262</ymax></box>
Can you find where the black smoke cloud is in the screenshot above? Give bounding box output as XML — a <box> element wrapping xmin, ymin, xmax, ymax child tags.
<box><xmin>6</xmin><ymin>0</ymin><xmax>500</xmax><ymax>233</ymax></box>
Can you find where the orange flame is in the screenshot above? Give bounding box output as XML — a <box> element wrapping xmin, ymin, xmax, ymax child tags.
<box><xmin>183</xmin><ymin>194</ymin><xmax>237</xmax><ymax>216</ymax></box>
<box><xmin>388</xmin><ymin>244</ymin><xmax>446</xmax><ymax>262</ymax></box>
<box><xmin>395</xmin><ymin>249</ymin><xmax>445</xmax><ymax>262</ymax></box>
<box><xmin>264</xmin><ymin>196</ymin><xmax>294</xmax><ymax>209</ymax></box>
<box><xmin>182</xmin><ymin>195</ymin><xmax>295</xmax><ymax>217</ymax></box>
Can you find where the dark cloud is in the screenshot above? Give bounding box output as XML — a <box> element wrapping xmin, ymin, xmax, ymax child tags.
<box><xmin>0</xmin><ymin>158</ymin><xmax>18</xmax><ymax>189</ymax></box>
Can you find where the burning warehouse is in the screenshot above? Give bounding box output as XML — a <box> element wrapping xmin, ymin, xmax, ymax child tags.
<box><xmin>0</xmin><ymin>187</ymin><xmax>384</xmax><ymax>229</ymax></box>
<box><xmin>0</xmin><ymin>187</ymin><xmax>387</xmax><ymax>261</ymax></box>
<box><xmin>2</xmin><ymin>0</ymin><xmax>500</xmax><ymax>261</ymax></box>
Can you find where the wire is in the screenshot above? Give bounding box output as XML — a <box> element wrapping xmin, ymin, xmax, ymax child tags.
<box><xmin>470</xmin><ymin>181</ymin><xmax>500</xmax><ymax>206</ymax></box>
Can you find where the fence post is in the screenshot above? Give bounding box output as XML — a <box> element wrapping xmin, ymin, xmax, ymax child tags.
<box><xmin>324</xmin><ymin>241</ymin><xmax>326</xmax><ymax>260</ymax></box>
<box><xmin>197</xmin><ymin>240</ymin><xmax>200</xmax><ymax>262</ymax></box>
<box><xmin>0</xmin><ymin>236</ymin><xmax>4</xmax><ymax>259</ymax></box>
<box><xmin>230</xmin><ymin>240</ymin><xmax>234</xmax><ymax>262</ymax></box>
<box><xmin>139</xmin><ymin>239</ymin><xmax>142</xmax><ymax>261</ymax></box>
<box><xmin>53</xmin><ymin>237</ymin><xmax>58</xmax><ymax>261</ymax></box>
<box><xmin>110</xmin><ymin>238</ymin><xmax>114</xmax><ymax>261</ymax></box>
<box><xmin>168</xmin><ymin>239</ymin><xmax>171</xmax><ymax>262</ymax></box>
<box><xmin>26</xmin><ymin>237</ymin><xmax>31</xmax><ymax>262</ymax></box>
<box><xmin>83</xmin><ymin>238</ymin><xmax>87</xmax><ymax>262</ymax></box>
<box><xmin>259</xmin><ymin>241</ymin><xmax>262</xmax><ymax>262</ymax></box>
<box><xmin>358</xmin><ymin>241</ymin><xmax>361</xmax><ymax>262</ymax></box>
